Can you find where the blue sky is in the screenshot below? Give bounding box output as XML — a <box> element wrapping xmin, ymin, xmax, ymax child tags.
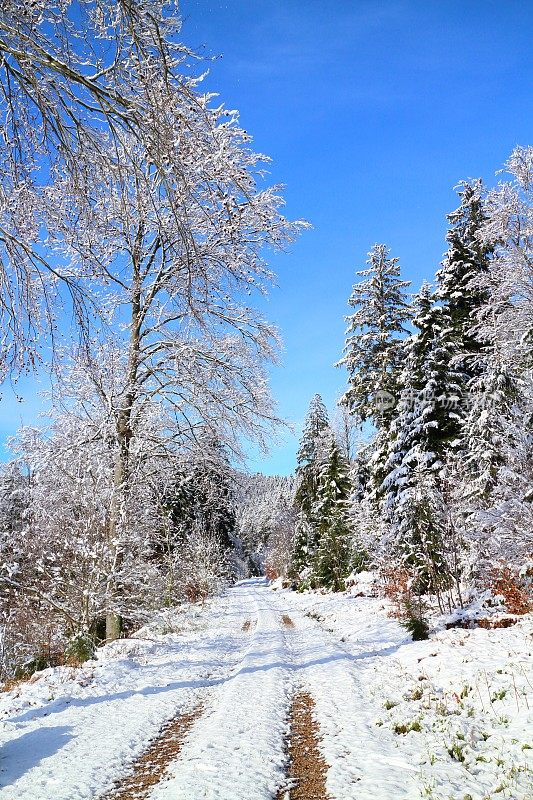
<box><xmin>1</xmin><ymin>0</ymin><xmax>532</xmax><ymax>473</ymax></box>
<box><xmin>182</xmin><ymin>0</ymin><xmax>532</xmax><ymax>474</ymax></box>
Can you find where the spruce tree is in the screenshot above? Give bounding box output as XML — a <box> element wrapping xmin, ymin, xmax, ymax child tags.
<box><xmin>296</xmin><ymin>394</ymin><xmax>330</xmax><ymax>469</ymax></box>
<box><xmin>381</xmin><ymin>284</ymin><xmax>462</xmax><ymax>594</ymax></box>
<box><xmin>295</xmin><ymin>394</ymin><xmax>330</xmax><ymax>522</ymax></box>
<box><xmin>395</xmin><ymin>464</ymin><xmax>451</xmax><ymax>596</ymax></box>
<box><xmin>436</xmin><ymin>179</ymin><xmax>493</xmax><ymax>378</ymax></box>
<box><xmin>405</xmin><ymin>282</ymin><xmax>464</xmax><ymax>450</ymax></box>
<box><xmin>338</xmin><ymin>244</ymin><xmax>412</xmax><ymax>428</ymax></box>
<box><xmin>290</xmin><ymin>513</ymin><xmax>315</xmax><ymax>582</ymax></box>
<box><xmin>314</xmin><ymin>433</ymin><xmax>352</xmax><ymax>527</ymax></box>
<box><xmin>312</xmin><ymin>433</ymin><xmax>352</xmax><ymax>591</ymax></box>
<box><xmin>381</xmin><ymin>283</ymin><xmax>461</xmax><ymax>502</ymax></box>
<box><xmin>458</xmin><ymin>153</ymin><xmax>531</xmax><ymax>506</ymax></box>
<box><xmin>291</xmin><ymin>395</ymin><xmax>330</xmax><ymax>578</ymax></box>
<box><xmin>313</xmin><ymin>514</ymin><xmax>351</xmax><ymax>592</ymax></box>
<box><xmin>461</xmin><ymin>146</ymin><xmax>533</xmax><ymax>575</ymax></box>
<box><xmin>436</xmin><ymin>179</ymin><xmax>511</xmax><ymax>505</ymax></box>
<box><xmin>461</xmin><ymin>347</ymin><xmax>519</xmax><ymax>504</ymax></box>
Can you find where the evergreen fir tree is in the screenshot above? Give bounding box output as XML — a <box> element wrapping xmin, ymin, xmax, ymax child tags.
<box><xmin>461</xmin><ymin>347</ymin><xmax>519</xmax><ymax>503</ymax></box>
<box><xmin>313</xmin><ymin>514</ymin><xmax>351</xmax><ymax>592</ymax></box>
<box><xmin>338</xmin><ymin>244</ymin><xmax>412</xmax><ymax>428</ymax></box>
<box><xmin>312</xmin><ymin>433</ymin><xmax>352</xmax><ymax>591</ymax></box>
<box><xmin>290</xmin><ymin>511</ymin><xmax>316</xmax><ymax>585</ymax></box>
<box><xmin>314</xmin><ymin>433</ymin><xmax>352</xmax><ymax>527</ymax></box>
<box><xmin>436</xmin><ymin>179</ymin><xmax>512</xmax><ymax>505</ymax></box>
<box><xmin>381</xmin><ymin>284</ymin><xmax>462</xmax><ymax>594</ymax></box>
<box><xmin>296</xmin><ymin>394</ymin><xmax>330</xmax><ymax>470</ymax></box>
<box><xmin>458</xmin><ymin>153</ymin><xmax>531</xmax><ymax>507</ymax></box>
<box><xmin>436</xmin><ymin>179</ymin><xmax>493</xmax><ymax>378</ymax></box>
<box><xmin>342</xmin><ymin>449</ymin><xmax>373</xmax><ymax>573</ymax></box>
<box><xmin>461</xmin><ymin>146</ymin><xmax>533</xmax><ymax>575</ymax></box>
<box><xmin>295</xmin><ymin>395</ymin><xmax>330</xmax><ymax>523</ymax></box>
<box><xmin>291</xmin><ymin>395</ymin><xmax>330</xmax><ymax>578</ymax></box>
<box><xmin>394</xmin><ymin>463</ymin><xmax>452</xmax><ymax>597</ymax></box>
<box><xmin>348</xmin><ymin>446</ymin><xmax>372</xmax><ymax>504</ymax></box>
<box><xmin>381</xmin><ymin>284</ymin><xmax>461</xmax><ymax>498</ymax></box>
<box><xmin>405</xmin><ymin>282</ymin><xmax>464</xmax><ymax>449</ymax></box>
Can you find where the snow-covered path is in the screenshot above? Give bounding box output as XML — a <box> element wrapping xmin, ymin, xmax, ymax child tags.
<box><xmin>1</xmin><ymin>579</ymin><xmax>531</xmax><ymax>800</ymax></box>
<box><xmin>0</xmin><ymin>579</ymin><xmax>410</xmax><ymax>800</ymax></box>
<box><xmin>0</xmin><ymin>581</ymin><xmax>263</xmax><ymax>800</ymax></box>
<box><xmin>284</xmin><ymin>594</ymin><xmax>420</xmax><ymax>798</ymax></box>
<box><xmin>150</xmin><ymin>579</ymin><xmax>292</xmax><ymax>799</ymax></box>
<box><xmin>150</xmin><ymin>579</ymin><xmax>424</xmax><ymax>799</ymax></box>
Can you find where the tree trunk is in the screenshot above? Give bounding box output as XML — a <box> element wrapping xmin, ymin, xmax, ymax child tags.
<box><xmin>105</xmin><ymin>232</ymin><xmax>143</xmax><ymax>641</ymax></box>
<box><xmin>105</xmin><ymin>428</ymin><xmax>129</xmax><ymax>640</ymax></box>
<box><xmin>105</xmin><ymin>611</ymin><xmax>122</xmax><ymax>642</ymax></box>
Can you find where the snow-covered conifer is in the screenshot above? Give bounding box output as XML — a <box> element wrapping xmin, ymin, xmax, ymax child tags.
<box><xmin>294</xmin><ymin>396</ymin><xmax>330</xmax><ymax>543</ymax></box>
<box><xmin>380</xmin><ymin>284</ymin><xmax>464</xmax><ymax>596</ymax></box>
<box><xmin>338</xmin><ymin>244</ymin><xmax>412</xmax><ymax>428</ymax></box>
<box><xmin>314</xmin><ymin>433</ymin><xmax>352</xmax><ymax>532</ymax></box>
<box><xmin>296</xmin><ymin>395</ymin><xmax>330</xmax><ymax>471</ymax></box>
<box><xmin>436</xmin><ymin>179</ymin><xmax>493</xmax><ymax>377</ymax></box>
<box><xmin>394</xmin><ymin>466</ymin><xmax>452</xmax><ymax>598</ymax></box>
<box><xmin>312</xmin><ymin>433</ymin><xmax>352</xmax><ymax>591</ymax></box>
<box><xmin>461</xmin><ymin>354</ymin><xmax>518</xmax><ymax>503</ymax></box>
<box><xmin>292</xmin><ymin>396</ymin><xmax>330</xmax><ymax>578</ymax></box>
<box><xmin>458</xmin><ymin>146</ymin><xmax>533</xmax><ymax>573</ymax></box>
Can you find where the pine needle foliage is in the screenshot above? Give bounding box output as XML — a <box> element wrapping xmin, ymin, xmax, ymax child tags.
<box><xmin>338</xmin><ymin>244</ymin><xmax>412</xmax><ymax>429</ymax></box>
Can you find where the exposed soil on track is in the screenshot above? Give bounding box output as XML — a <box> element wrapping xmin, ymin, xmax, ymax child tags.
<box><xmin>102</xmin><ymin>704</ymin><xmax>203</xmax><ymax>800</ymax></box>
<box><xmin>277</xmin><ymin>691</ymin><xmax>329</xmax><ymax>800</ymax></box>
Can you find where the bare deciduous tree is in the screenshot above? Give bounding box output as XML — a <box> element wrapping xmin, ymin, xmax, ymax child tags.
<box><xmin>0</xmin><ymin>2</ymin><xmax>306</xmax><ymax>638</ymax></box>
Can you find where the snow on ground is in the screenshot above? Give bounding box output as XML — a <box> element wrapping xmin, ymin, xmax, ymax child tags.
<box><xmin>283</xmin><ymin>587</ymin><xmax>533</xmax><ymax>800</ymax></box>
<box><xmin>0</xmin><ymin>591</ymin><xmax>254</xmax><ymax>800</ymax></box>
<box><xmin>149</xmin><ymin>580</ymin><xmax>290</xmax><ymax>800</ymax></box>
<box><xmin>0</xmin><ymin>578</ymin><xmax>531</xmax><ymax>800</ymax></box>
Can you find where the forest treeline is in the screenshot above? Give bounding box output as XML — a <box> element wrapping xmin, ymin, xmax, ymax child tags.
<box><xmin>284</xmin><ymin>152</ymin><xmax>533</xmax><ymax>630</ymax></box>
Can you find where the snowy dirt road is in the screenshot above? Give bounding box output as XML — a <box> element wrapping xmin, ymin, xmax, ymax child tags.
<box><xmin>148</xmin><ymin>579</ymin><xmax>418</xmax><ymax>800</ymax></box>
<box><xmin>1</xmin><ymin>579</ymin><xmax>531</xmax><ymax>800</ymax></box>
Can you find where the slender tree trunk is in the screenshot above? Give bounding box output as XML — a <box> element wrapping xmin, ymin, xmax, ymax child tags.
<box><xmin>105</xmin><ymin>225</ymin><xmax>143</xmax><ymax>641</ymax></box>
<box><xmin>105</xmin><ymin>427</ymin><xmax>129</xmax><ymax>640</ymax></box>
<box><xmin>105</xmin><ymin>611</ymin><xmax>122</xmax><ymax>642</ymax></box>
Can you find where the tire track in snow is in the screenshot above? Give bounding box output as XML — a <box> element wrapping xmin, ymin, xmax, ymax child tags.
<box><xmin>103</xmin><ymin>704</ymin><xmax>204</xmax><ymax>800</ymax></box>
<box><xmin>248</xmin><ymin>588</ymin><xmax>333</xmax><ymax>800</ymax></box>
<box><xmin>279</xmin><ymin>595</ymin><xmax>421</xmax><ymax>800</ymax></box>
<box><xmin>148</xmin><ymin>578</ymin><xmax>294</xmax><ymax>800</ymax></box>
<box><xmin>106</xmin><ymin>582</ymin><xmax>415</xmax><ymax>800</ymax></box>
<box><xmin>0</xmin><ymin>586</ymin><xmax>257</xmax><ymax>800</ymax></box>
<box><xmin>276</xmin><ymin>691</ymin><xmax>329</xmax><ymax>800</ymax></box>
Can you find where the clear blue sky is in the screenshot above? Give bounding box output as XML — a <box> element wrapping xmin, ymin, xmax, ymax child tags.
<box><xmin>1</xmin><ymin>0</ymin><xmax>532</xmax><ymax>474</ymax></box>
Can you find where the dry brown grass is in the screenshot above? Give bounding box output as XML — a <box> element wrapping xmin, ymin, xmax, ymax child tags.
<box><xmin>0</xmin><ymin>672</ymin><xmax>41</xmax><ymax>693</ymax></box>
<box><xmin>492</xmin><ymin>565</ymin><xmax>532</xmax><ymax>615</ymax></box>
<box><xmin>447</xmin><ymin>616</ymin><xmax>520</xmax><ymax>630</ymax></box>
